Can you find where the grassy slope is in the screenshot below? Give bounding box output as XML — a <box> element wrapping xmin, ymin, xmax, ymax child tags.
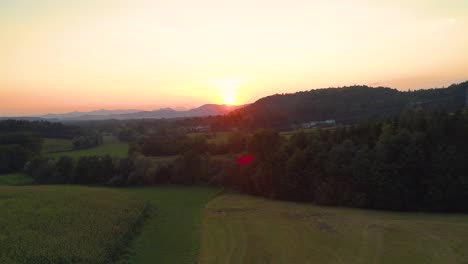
<box><xmin>199</xmin><ymin>193</ymin><xmax>468</xmax><ymax>264</ymax></box>
<box><xmin>120</xmin><ymin>187</ymin><xmax>220</xmax><ymax>264</ymax></box>
<box><xmin>0</xmin><ymin>172</ymin><xmax>34</xmax><ymax>186</ymax></box>
<box><xmin>43</xmin><ymin>136</ymin><xmax>128</xmax><ymax>159</ymax></box>
<box><xmin>0</xmin><ymin>186</ymin><xmax>146</xmax><ymax>263</ymax></box>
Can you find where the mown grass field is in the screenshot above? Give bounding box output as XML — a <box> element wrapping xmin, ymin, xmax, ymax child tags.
<box><xmin>43</xmin><ymin>136</ymin><xmax>128</xmax><ymax>159</ymax></box>
<box><xmin>120</xmin><ymin>187</ymin><xmax>220</xmax><ymax>264</ymax></box>
<box><xmin>199</xmin><ymin>193</ymin><xmax>468</xmax><ymax>264</ymax></box>
<box><xmin>0</xmin><ymin>172</ymin><xmax>34</xmax><ymax>186</ymax></box>
<box><xmin>0</xmin><ymin>185</ymin><xmax>146</xmax><ymax>263</ymax></box>
<box><xmin>41</xmin><ymin>138</ymin><xmax>73</xmax><ymax>153</ymax></box>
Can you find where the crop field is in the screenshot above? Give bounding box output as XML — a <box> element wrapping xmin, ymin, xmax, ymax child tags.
<box><xmin>120</xmin><ymin>187</ymin><xmax>220</xmax><ymax>264</ymax></box>
<box><xmin>0</xmin><ymin>184</ymin><xmax>219</xmax><ymax>264</ymax></box>
<box><xmin>199</xmin><ymin>193</ymin><xmax>468</xmax><ymax>264</ymax></box>
<box><xmin>41</xmin><ymin>138</ymin><xmax>73</xmax><ymax>153</ymax></box>
<box><xmin>0</xmin><ymin>172</ymin><xmax>34</xmax><ymax>186</ymax></box>
<box><xmin>43</xmin><ymin>136</ymin><xmax>128</xmax><ymax>159</ymax></box>
<box><xmin>0</xmin><ymin>185</ymin><xmax>146</xmax><ymax>263</ymax></box>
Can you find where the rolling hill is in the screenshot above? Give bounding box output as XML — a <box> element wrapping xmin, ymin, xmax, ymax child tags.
<box><xmin>223</xmin><ymin>81</ymin><xmax>468</xmax><ymax>129</ymax></box>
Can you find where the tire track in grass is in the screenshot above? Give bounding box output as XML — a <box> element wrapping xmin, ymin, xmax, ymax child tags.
<box><xmin>198</xmin><ymin>193</ymin><xmax>468</xmax><ymax>264</ymax></box>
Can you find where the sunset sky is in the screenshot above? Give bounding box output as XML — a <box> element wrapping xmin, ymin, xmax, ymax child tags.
<box><xmin>1</xmin><ymin>0</ymin><xmax>467</xmax><ymax>116</ymax></box>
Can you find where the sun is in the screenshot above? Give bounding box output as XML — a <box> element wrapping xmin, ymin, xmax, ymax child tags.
<box><xmin>213</xmin><ymin>79</ymin><xmax>240</xmax><ymax>105</ymax></box>
<box><xmin>220</xmin><ymin>91</ymin><xmax>237</xmax><ymax>105</ymax></box>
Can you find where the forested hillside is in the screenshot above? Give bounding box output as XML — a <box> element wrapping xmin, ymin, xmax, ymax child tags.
<box><xmin>213</xmin><ymin>81</ymin><xmax>467</xmax><ymax>129</ymax></box>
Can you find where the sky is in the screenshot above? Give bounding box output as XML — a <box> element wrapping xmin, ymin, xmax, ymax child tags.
<box><xmin>1</xmin><ymin>0</ymin><xmax>467</xmax><ymax>116</ymax></box>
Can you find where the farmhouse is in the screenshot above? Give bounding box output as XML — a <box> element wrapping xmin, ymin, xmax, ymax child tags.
<box><xmin>301</xmin><ymin>119</ymin><xmax>336</xmax><ymax>129</ymax></box>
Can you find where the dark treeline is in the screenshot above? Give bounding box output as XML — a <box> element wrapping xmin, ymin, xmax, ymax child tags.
<box><xmin>26</xmin><ymin>155</ymin><xmax>113</xmax><ymax>184</ymax></box>
<box><xmin>0</xmin><ymin>132</ymin><xmax>42</xmax><ymax>173</ymax></box>
<box><xmin>72</xmin><ymin>132</ymin><xmax>103</xmax><ymax>149</ymax></box>
<box><xmin>27</xmin><ymin>109</ymin><xmax>468</xmax><ymax>212</ymax></box>
<box><xmin>0</xmin><ymin>120</ymin><xmax>83</xmax><ymax>139</ymax></box>
<box><xmin>135</xmin><ymin>129</ymin><xmax>243</xmax><ymax>156</ymax></box>
<box><xmin>225</xmin><ymin>110</ymin><xmax>468</xmax><ymax>212</ymax></box>
<box><xmin>26</xmin><ymin>152</ymin><xmax>215</xmax><ymax>186</ymax></box>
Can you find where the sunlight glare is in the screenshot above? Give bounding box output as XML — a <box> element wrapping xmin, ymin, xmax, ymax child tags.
<box><xmin>213</xmin><ymin>79</ymin><xmax>240</xmax><ymax>105</ymax></box>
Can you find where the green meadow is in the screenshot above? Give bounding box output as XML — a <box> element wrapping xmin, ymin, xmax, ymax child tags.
<box><xmin>199</xmin><ymin>193</ymin><xmax>468</xmax><ymax>264</ymax></box>
<box><xmin>120</xmin><ymin>187</ymin><xmax>220</xmax><ymax>264</ymax></box>
<box><xmin>0</xmin><ymin>172</ymin><xmax>34</xmax><ymax>186</ymax></box>
<box><xmin>187</xmin><ymin>132</ymin><xmax>232</xmax><ymax>145</ymax></box>
<box><xmin>43</xmin><ymin>136</ymin><xmax>128</xmax><ymax>159</ymax></box>
<box><xmin>41</xmin><ymin>138</ymin><xmax>73</xmax><ymax>153</ymax></box>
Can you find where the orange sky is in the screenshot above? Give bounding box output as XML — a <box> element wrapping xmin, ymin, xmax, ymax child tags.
<box><xmin>1</xmin><ymin>0</ymin><xmax>468</xmax><ymax>116</ymax></box>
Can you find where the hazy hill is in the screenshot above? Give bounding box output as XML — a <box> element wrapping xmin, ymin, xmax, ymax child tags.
<box><xmin>35</xmin><ymin>104</ymin><xmax>243</xmax><ymax>121</ymax></box>
<box><xmin>40</xmin><ymin>109</ymin><xmax>141</xmax><ymax>120</ymax></box>
<box><xmin>224</xmin><ymin>81</ymin><xmax>468</xmax><ymax>129</ymax></box>
<box><xmin>0</xmin><ymin>116</ymin><xmax>49</xmax><ymax>121</ymax></box>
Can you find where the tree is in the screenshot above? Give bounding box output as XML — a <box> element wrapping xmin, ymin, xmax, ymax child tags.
<box><xmin>53</xmin><ymin>156</ymin><xmax>74</xmax><ymax>183</ymax></box>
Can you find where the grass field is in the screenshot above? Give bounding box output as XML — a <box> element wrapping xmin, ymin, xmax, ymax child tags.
<box><xmin>41</xmin><ymin>138</ymin><xmax>73</xmax><ymax>153</ymax></box>
<box><xmin>188</xmin><ymin>132</ymin><xmax>232</xmax><ymax>145</ymax></box>
<box><xmin>199</xmin><ymin>193</ymin><xmax>468</xmax><ymax>264</ymax></box>
<box><xmin>0</xmin><ymin>172</ymin><xmax>34</xmax><ymax>186</ymax></box>
<box><xmin>120</xmin><ymin>187</ymin><xmax>220</xmax><ymax>264</ymax></box>
<box><xmin>43</xmin><ymin>136</ymin><xmax>128</xmax><ymax>159</ymax></box>
<box><xmin>0</xmin><ymin>185</ymin><xmax>146</xmax><ymax>263</ymax></box>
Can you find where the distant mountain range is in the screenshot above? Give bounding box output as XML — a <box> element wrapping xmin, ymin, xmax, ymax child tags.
<box><xmin>39</xmin><ymin>109</ymin><xmax>142</xmax><ymax>120</ymax></box>
<box><xmin>22</xmin><ymin>104</ymin><xmax>243</xmax><ymax>121</ymax></box>
<box><xmin>2</xmin><ymin>81</ymin><xmax>467</xmax><ymax>124</ymax></box>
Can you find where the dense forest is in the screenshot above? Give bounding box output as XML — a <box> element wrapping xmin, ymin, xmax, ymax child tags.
<box><xmin>223</xmin><ymin>82</ymin><xmax>467</xmax><ymax>129</ymax></box>
<box><xmin>25</xmin><ymin>109</ymin><xmax>468</xmax><ymax>212</ymax></box>
<box><xmin>226</xmin><ymin>109</ymin><xmax>468</xmax><ymax>212</ymax></box>
<box><xmin>0</xmin><ymin>132</ymin><xmax>42</xmax><ymax>173</ymax></box>
<box><xmin>0</xmin><ymin>119</ymin><xmax>83</xmax><ymax>138</ymax></box>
